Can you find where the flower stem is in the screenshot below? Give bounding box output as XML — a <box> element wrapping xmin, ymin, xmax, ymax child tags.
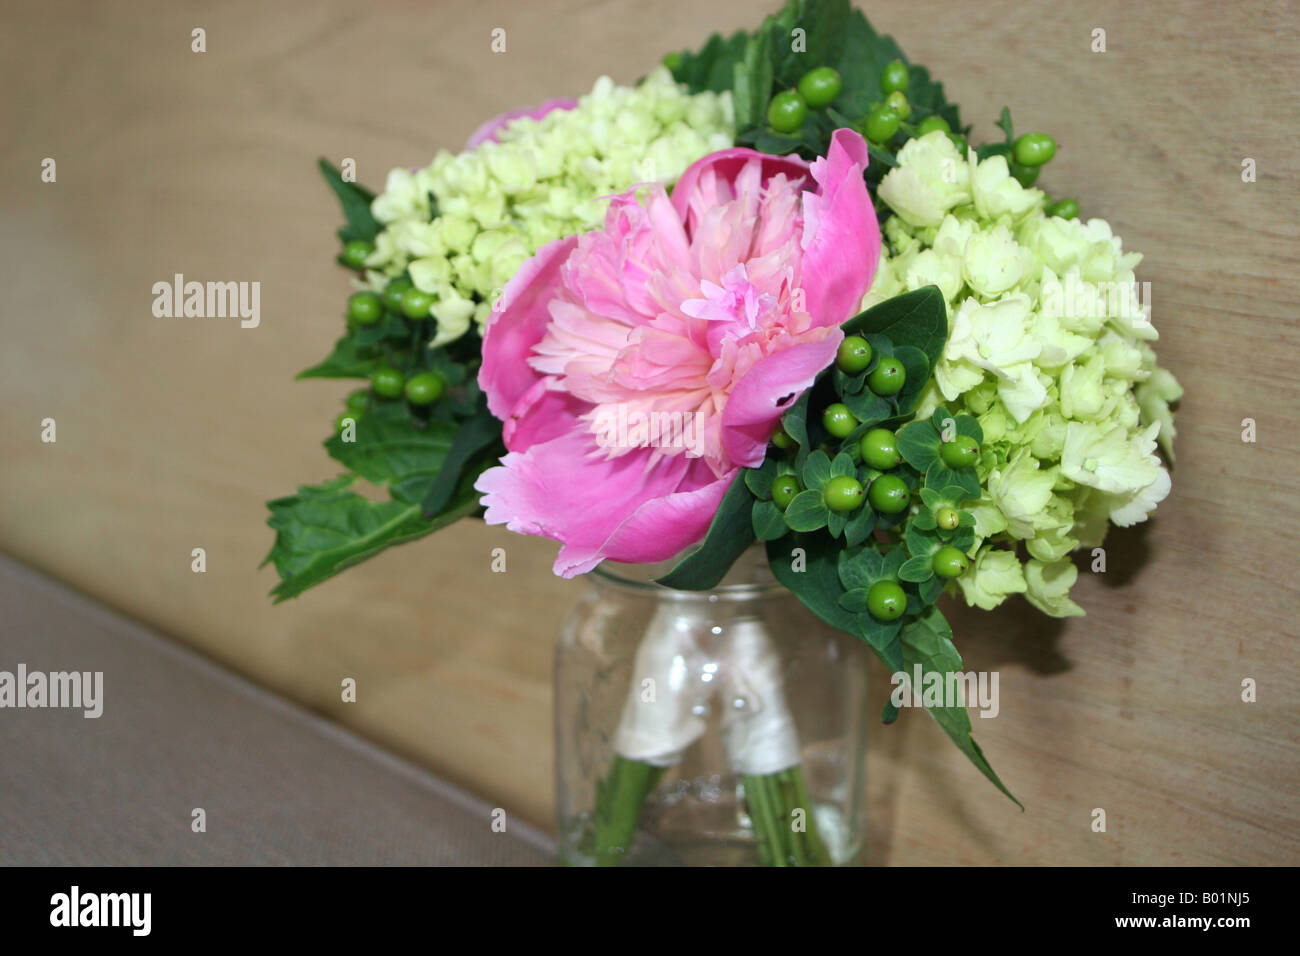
<box><xmin>585</xmin><ymin>754</ymin><xmax>664</xmax><ymax>866</ymax></box>
<box><xmin>743</xmin><ymin>766</ymin><xmax>833</xmax><ymax>866</ymax></box>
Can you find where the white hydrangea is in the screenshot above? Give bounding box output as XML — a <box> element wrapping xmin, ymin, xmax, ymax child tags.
<box><xmin>870</xmin><ymin>140</ymin><xmax>1180</xmax><ymax>616</ymax></box>
<box><xmin>363</xmin><ymin>68</ymin><xmax>733</xmax><ymax>346</ymax></box>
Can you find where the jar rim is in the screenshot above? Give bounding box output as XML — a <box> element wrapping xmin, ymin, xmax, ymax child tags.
<box><xmin>590</xmin><ymin>544</ymin><xmax>783</xmax><ymax>600</ymax></box>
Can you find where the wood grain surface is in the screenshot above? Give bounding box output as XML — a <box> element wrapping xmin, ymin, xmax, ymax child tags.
<box><xmin>1</xmin><ymin>0</ymin><xmax>1297</xmax><ymax>864</ymax></box>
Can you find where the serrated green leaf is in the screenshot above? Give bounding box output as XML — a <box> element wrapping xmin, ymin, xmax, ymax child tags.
<box><xmin>264</xmin><ymin>475</ymin><xmax>476</xmax><ymax>602</ymax></box>
<box><xmin>324</xmin><ymin>401</ymin><xmax>457</xmax><ymax>504</ymax></box>
<box><xmin>297</xmin><ymin>334</ymin><xmax>385</xmax><ymax>380</ymax></box>
<box><xmin>655</xmin><ymin>472</ymin><xmax>756</xmax><ymax>589</ymax></box>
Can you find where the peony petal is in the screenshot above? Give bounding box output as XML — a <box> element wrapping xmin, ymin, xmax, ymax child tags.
<box><xmin>479</xmin><ymin>234</ymin><xmax>579</xmax><ymax>421</ymax></box>
<box><xmin>720</xmin><ymin>331</ymin><xmax>842</xmax><ymax>467</ymax></box>
<box><xmin>475</xmin><ymin>429</ymin><xmax>725</xmax><ymax>577</ymax></box>
<box><xmin>670</xmin><ymin>147</ymin><xmax>809</xmax><ymax>234</ymax></box>
<box><xmin>501</xmin><ymin>375</ymin><xmax>587</xmax><ymax>452</ymax></box>
<box><xmin>798</xmin><ymin>128</ymin><xmax>880</xmax><ymax>326</ymax></box>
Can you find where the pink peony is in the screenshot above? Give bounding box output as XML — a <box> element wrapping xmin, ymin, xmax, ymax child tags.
<box><xmin>465</xmin><ymin>98</ymin><xmax>578</xmax><ymax>149</ymax></box>
<box><xmin>475</xmin><ymin>129</ymin><xmax>880</xmax><ymax>577</ymax></box>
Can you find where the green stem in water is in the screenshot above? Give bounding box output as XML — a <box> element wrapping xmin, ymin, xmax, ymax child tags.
<box><xmin>586</xmin><ymin>755</ymin><xmax>664</xmax><ymax>867</ymax></box>
<box><xmin>743</xmin><ymin>765</ymin><xmax>833</xmax><ymax>867</ymax></box>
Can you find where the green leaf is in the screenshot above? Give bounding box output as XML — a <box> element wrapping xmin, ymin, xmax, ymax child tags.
<box><xmin>900</xmin><ymin>607</ymin><xmax>1022</xmax><ymax>808</ymax></box>
<box><xmin>841</xmin><ymin>391</ymin><xmax>891</xmax><ymax>429</ymax></box>
<box><xmin>752</xmin><ymin>499</ymin><xmax>788</xmax><ymax>541</ymax></box>
<box><xmin>843</xmin><ymin>507</ymin><xmax>877</xmax><ymax>547</ymax></box>
<box><xmin>783</xmin><ymin>489</ymin><xmax>829</xmax><ymax>532</ymax></box>
<box><xmin>925</xmin><ymin>458</ymin><xmax>981</xmax><ymax>499</ymax></box>
<box><xmin>655</xmin><ymin>472</ymin><xmax>757</xmax><ymax>590</ymax></box>
<box><xmin>324</xmin><ymin>401</ymin><xmax>454</xmax><ymax>505</ymax></box>
<box><xmin>420</xmin><ymin>398</ymin><xmax>503</xmax><ymax>518</ymax></box>
<box><xmin>898</xmin><ymin>554</ymin><xmax>934</xmax><ymax>583</ymax></box>
<box><xmin>667</xmin><ymin>30</ymin><xmax>750</xmax><ymax>93</ymax></box>
<box><xmin>995</xmin><ymin>106</ymin><xmax>1015</xmax><ymax>143</ymax></box>
<box><xmin>890</xmin><ymin>346</ymin><xmax>931</xmax><ymax>420</ymax></box>
<box><xmin>897</xmin><ymin>419</ymin><xmax>941</xmax><ymax>471</ymax></box>
<box><xmin>744</xmin><ymin>460</ymin><xmax>777</xmax><ymax>500</ymax></box>
<box><xmin>318</xmin><ymin>158</ymin><xmax>380</xmax><ymax>244</ymax></box>
<box><xmin>765</xmin><ymin>532</ymin><xmax>858</xmax><ymax>634</ymax></box>
<box><xmin>830</xmin><ymin>452</ymin><xmax>856</xmax><ymax>479</ymax></box>
<box><xmin>297</xmin><ymin>334</ymin><xmax>385</xmax><ymax>381</ymax></box>
<box><xmin>800</xmin><ymin>450</ymin><xmax>833</xmax><ymax>492</ymax></box>
<box><xmin>843</xmin><ymin>286</ymin><xmax>948</xmax><ymax>370</ymax></box>
<box><xmin>732</xmin><ymin>22</ymin><xmax>774</xmax><ymax>132</ymax></box>
<box><xmin>264</xmin><ymin>475</ymin><xmax>476</xmax><ymax>602</ymax></box>
<box><xmin>769</xmin><ymin>0</ymin><xmax>851</xmax><ymax>89</ymax></box>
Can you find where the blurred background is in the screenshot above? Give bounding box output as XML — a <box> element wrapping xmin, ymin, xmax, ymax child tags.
<box><xmin>1</xmin><ymin>0</ymin><xmax>1297</xmax><ymax>864</ymax></box>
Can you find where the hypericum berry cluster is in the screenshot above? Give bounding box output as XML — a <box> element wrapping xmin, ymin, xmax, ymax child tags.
<box><xmin>356</xmin><ymin>68</ymin><xmax>733</xmax><ymax>348</ymax></box>
<box><xmin>865</xmin><ymin>130</ymin><xmax>1181</xmax><ymax>617</ymax></box>
<box><xmin>766</xmin><ymin>66</ymin><xmax>844</xmax><ymax>132</ymax></box>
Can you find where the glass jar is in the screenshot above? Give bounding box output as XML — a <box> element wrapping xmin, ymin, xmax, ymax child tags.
<box><xmin>555</xmin><ymin>546</ymin><xmax>868</xmax><ymax>866</ymax></box>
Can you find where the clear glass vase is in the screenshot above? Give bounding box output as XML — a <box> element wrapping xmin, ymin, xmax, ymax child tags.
<box><xmin>556</xmin><ymin>546</ymin><xmax>868</xmax><ymax>866</ymax></box>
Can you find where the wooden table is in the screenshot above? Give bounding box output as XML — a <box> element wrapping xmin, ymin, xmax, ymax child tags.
<box><xmin>1</xmin><ymin>0</ymin><xmax>1297</xmax><ymax>864</ymax></box>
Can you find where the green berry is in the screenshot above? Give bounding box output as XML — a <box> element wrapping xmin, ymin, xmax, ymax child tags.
<box><xmin>932</xmin><ymin>546</ymin><xmax>969</xmax><ymax>579</ymax></box>
<box><xmin>1013</xmin><ymin>132</ymin><xmax>1057</xmax><ymax>167</ymax></box>
<box><xmin>934</xmin><ymin>506</ymin><xmax>961</xmax><ymax>531</ymax></box>
<box><xmin>864</xmin><ymin>106</ymin><xmax>899</xmax><ymax>143</ymax></box>
<box><xmin>371</xmin><ymin>366</ymin><xmax>405</xmax><ymax>399</ymax></box>
<box><xmin>940</xmin><ymin>435</ymin><xmax>980</xmax><ymax>469</ymax></box>
<box><xmin>915</xmin><ymin>115</ymin><xmax>950</xmax><ymax>137</ymax></box>
<box><xmin>345</xmin><ymin>389</ymin><xmax>368</xmax><ymax>414</ymax></box>
<box><xmin>1049</xmin><ymin>198</ymin><xmax>1079</xmax><ymax>220</ymax></box>
<box><xmin>836</xmin><ymin>335</ymin><xmax>873</xmax><ymax>374</ymax></box>
<box><xmin>867</xmin><ymin>357</ymin><xmax>906</xmax><ymax>396</ymax></box>
<box><xmin>334</xmin><ymin>411</ymin><xmax>359</xmax><ymax>432</ymax></box>
<box><xmin>885</xmin><ymin>90</ymin><xmax>911</xmax><ymax>120</ymax></box>
<box><xmin>867</xmin><ymin>580</ymin><xmax>907</xmax><ymax>621</ymax></box>
<box><xmin>771</xmin><ymin>475</ymin><xmax>800</xmax><ymax>510</ymax></box>
<box><xmin>880</xmin><ymin>59</ymin><xmax>909</xmax><ymax>95</ymax></box>
<box><xmin>771</xmin><ymin>426</ymin><xmax>795</xmax><ymax>450</ymax></box>
<box><xmin>797</xmin><ymin>67</ymin><xmax>842</xmax><ymax>108</ymax></box>
<box><xmin>859</xmin><ymin>428</ymin><xmax>900</xmax><ymax>471</ymax></box>
<box><xmin>347</xmin><ymin>291</ymin><xmax>383</xmax><ymax>326</ymax></box>
<box><xmin>867</xmin><ymin>474</ymin><xmax>910</xmax><ymax>514</ymax></box>
<box><xmin>341</xmin><ymin>239</ymin><xmax>373</xmax><ymax>270</ymax></box>
<box><xmin>1010</xmin><ymin>161</ymin><xmax>1040</xmax><ymax>188</ymax></box>
<box><xmin>384</xmin><ymin>276</ymin><xmax>414</xmax><ymax>311</ymax></box>
<box><xmin>768</xmin><ymin>90</ymin><xmax>807</xmax><ymax>134</ymax></box>
<box><xmin>824</xmin><ymin>476</ymin><xmax>865</xmax><ymax>513</ymax></box>
<box><xmin>404</xmin><ymin>371</ymin><xmax>445</xmax><ymax>406</ymax></box>
<box><xmin>662</xmin><ymin>51</ymin><xmax>682</xmax><ymax>71</ymax></box>
<box><xmin>401</xmin><ymin>287</ymin><xmax>434</xmax><ymax>320</ymax></box>
<box><xmin>822</xmin><ymin>403</ymin><xmax>859</xmax><ymax>439</ymax></box>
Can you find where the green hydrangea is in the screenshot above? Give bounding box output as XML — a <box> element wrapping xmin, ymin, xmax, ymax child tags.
<box><xmin>867</xmin><ymin>132</ymin><xmax>1180</xmax><ymax>616</ymax></box>
<box><xmin>361</xmin><ymin>68</ymin><xmax>733</xmax><ymax>346</ymax></box>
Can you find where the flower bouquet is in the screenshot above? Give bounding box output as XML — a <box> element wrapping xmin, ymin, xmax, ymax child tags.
<box><xmin>265</xmin><ymin>0</ymin><xmax>1180</xmax><ymax>865</ymax></box>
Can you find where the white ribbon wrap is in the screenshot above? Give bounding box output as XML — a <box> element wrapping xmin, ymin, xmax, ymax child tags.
<box><xmin>612</xmin><ymin>601</ymin><xmax>802</xmax><ymax>774</ymax></box>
